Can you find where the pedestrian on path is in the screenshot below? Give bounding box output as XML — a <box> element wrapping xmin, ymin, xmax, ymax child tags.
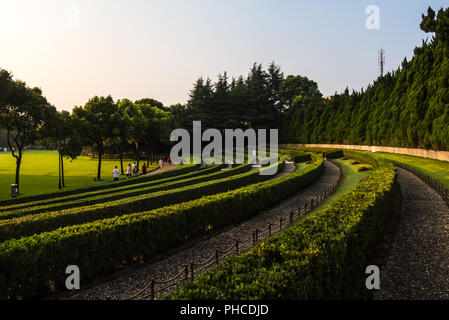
<box><xmin>142</xmin><ymin>163</ymin><xmax>147</xmax><ymax>175</ymax></box>
<box><xmin>159</xmin><ymin>159</ymin><xmax>163</xmax><ymax>171</ymax></box>
<box><xmin>112</xmin><ymin>166</ymin><xmax>120</xmax><ymax>181</ymax></box>
<box><xmin>126</xmin><ymin>164</ymin><xmax>132</xmax><ymax>178</ymax></box>
<box><xmin>132</xmin><ymin>162</ymin><xmax>137</xmax><ymax>176</ymax></box>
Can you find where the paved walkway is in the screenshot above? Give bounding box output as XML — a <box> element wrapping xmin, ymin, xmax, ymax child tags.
<box><xmin>63</xmin><ymin>161</ymin><xmax>340</xmax><ymax>300</ymax></box>
<box><xmin>374</xmin><ymin>168</ymin><xmax>449</xmax><ymax>299</ymax></box>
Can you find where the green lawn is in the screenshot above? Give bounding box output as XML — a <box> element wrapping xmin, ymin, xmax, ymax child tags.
<box><xmin>0</xmin><ymin>150</ymin><xmax>157</xmax><ymax>201</ymax></box>
<box><xmin>375</xmin><ymin>152</ymin><xmax>449</xmax><ymax>190</ymax></box>
<box><xmin>309</xmin><ymin>158</ymin><xmax>373</xmax><ymax>215</ymax></box>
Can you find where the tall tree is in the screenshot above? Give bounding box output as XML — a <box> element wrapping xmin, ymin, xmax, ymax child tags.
<box><xmin>0</xmin><ymin>69</ymin><xmax>55</xmax><ymax>193</ymax></box>
<box><xmin>72</xmin><ymin>96</ymin><xmax>117</xmax><ymax>181</ymax></box>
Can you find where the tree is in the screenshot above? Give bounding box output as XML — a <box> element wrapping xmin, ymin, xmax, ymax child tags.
<box><xmin>72</xmin><ymin>96</ymin><xmax>117</xmax><ymax>181</ymax></box>
<box><xmin>40</xmin><ymin>110</ymin><xmax>83</xmax><ymax>189</ymax></box>
<box><xmin>0</xmin><ymin>69</ymin><xmax>55</xmax><ymax>193</ymax></box>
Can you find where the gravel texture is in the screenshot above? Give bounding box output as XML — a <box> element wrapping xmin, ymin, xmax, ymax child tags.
<box><xmin>373</xmin><ymin>168</ymin><xmax>449</xmax><ymax>300</ymax></box>
<box><xmin>63</xmin><ymin>161</ymin><xmax>340</xmax><ymax>300</ymax></box>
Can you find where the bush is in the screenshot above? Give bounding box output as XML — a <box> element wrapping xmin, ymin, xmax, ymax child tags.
<box><xmin>0</xmin><ymin>162</ymin><xmax>282</xmax><ymax>242</ymax></box>
<box><xmin>169</xmin><ymin>155</ymin><xmax>398</xmax><ymax>300</ymax></box>
<box><xmin>0</xmin><ymin>164</ymin><xmax>200</xmax><ymax>207</ymax></box>
<box><xmin>0</xmin><ymin>164</ymin><xmax>239</xmax><ymax>219</ymax></box>
<box><xmin>0</xmin><ymin>157</ymin><xmax>323</xmax><ymax>299</ymax></box>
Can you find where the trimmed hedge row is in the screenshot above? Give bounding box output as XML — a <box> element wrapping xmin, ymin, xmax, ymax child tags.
<box><xmin>0</xmin><ymin>156</ymin><xmax>322</xmax><ymax>299</ymax></box>
<box><xmin>323</xmin><ymin>149</ymin><xmax>343</xmax><ymax>159</ymax></box>
<box><xmin>0</xmin><ymin>164</ymin><xmax>247</xmax><ymax>220</ymax></box>
<box><xmin>0</xmin><ymin>161</ymin><xmax>284</xmax><ymax>242</ymax></box>
<box><xmin>0</xmin><ymin>164</ymin><xmax>223</xmax><ymax>214</ymax></box>
<box><xmin>0</xmin><ymin>164</ymin><xmax>200</xmax><ymax>207</ymax></box>
<box><xmin>169</xmin><ymin>155</ymin><xmax>398</xmax><ymax>300</ymax></box>
<box><xmin>279</xmin><ymin>148</ymin><xmax>312</xmax><ymax>163</ymax></box>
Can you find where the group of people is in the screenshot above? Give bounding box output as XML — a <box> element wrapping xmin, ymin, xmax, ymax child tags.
<box><xmin>112</xmin><ymin>158</ymin><xmax>167</xmax><ymax>181</ymax></box>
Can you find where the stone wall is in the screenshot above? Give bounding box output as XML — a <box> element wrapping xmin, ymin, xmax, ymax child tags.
<box><xmin>283</xmin><ymin>143</ymin><xmax>449</xmax><ymax>162</ymax></box>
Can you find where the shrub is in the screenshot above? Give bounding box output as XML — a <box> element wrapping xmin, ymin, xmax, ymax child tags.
<box><xmin>0</xmin><ymin>164</ymin><xmax>200</xmax><ymax>207</ymax></box>
<box><xmin>0</xmin><ymin>162</ymin><xmax>281</xmax><ymax>242</ymax></box>
<box><xmin>0</xmin><ymin>157</ymin><xmax>323</xmax><ymax>299</ymax></box>
<box><xmin>169</xmin><ymin>155</ymin><xmax>398</xmax><ymax>300</ymax></box>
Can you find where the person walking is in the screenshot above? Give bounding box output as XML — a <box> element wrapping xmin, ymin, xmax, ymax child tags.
<box><xmin>112</xmin><ymin>166</ymin><xmax>120</xmax><ymax>181</ymax></box>
<box><xmin>126</xmin><ymin>164</ymin><xmax>132</xmax><ymax>178</ymax></box>
<box><xmin>142</xmin><ymin>163</ymin><xmax>147</xmax><ymax>175</ymax></box>
<box><xmin>132</xmin><ymin>162</ymin><xmax>137</xmax><ymax>176</ymax></box>
<box><xmin>159</xmin><ymin>158</ymin><xmax>163</xmax><ymax>171</ymax></box>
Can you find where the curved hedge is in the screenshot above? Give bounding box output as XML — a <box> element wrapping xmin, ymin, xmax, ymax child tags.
<box><xmin>0</xmin><ymin>161</ymin><xmax>284</xmax><ymax>242</ymax></box>
<box><xmin>0</xmin><ymin>164</ymin><xmax>223</xmax><ymax>214</ymax></box>
<box><xmin>170</xmin><ymin>154</ymin><xmax>398</xmax><ymax>300</ymax></box>
<box><xmin>0</xmin><ymin>164</ymin><xmax>245</xmax><ymax>219</ymax></box>
<box><xmin>0</xmin><ymin>164</ymin><xmax>200</xmax><ymax>207</ymax></box>
<box><xmin>0</xmin><ymin>156</ymin><xmax>322</xmax><ymax>299</ymax></box>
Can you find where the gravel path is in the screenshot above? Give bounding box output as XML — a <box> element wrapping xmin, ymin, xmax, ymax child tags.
<box><xmin>65</xmin><ymin>161</ymin><xmax>340</xmax><ymax>300</ymax></box>
<box><xmin>373</xmin><ymin>168</ymin><xmax>449</xmax><ymax>300</ymax></box>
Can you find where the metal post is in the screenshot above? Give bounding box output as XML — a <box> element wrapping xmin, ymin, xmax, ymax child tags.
<box><xmin>252</xmin><ymin>231</ymin><xmax>256</xmax><ymax>246</ymax></box>
<box><xmin>190</xmin><ymin>263</ymin><xmax>195</xmax><ymax>281</ymax></box>
<box><xmin>235</xmin><ymin>239</ymin><xmax>239</xmax><ymax>255</ymax></box>
<box><xmin>268</xmin><ymin>223</ymin><xmax>272</xmax><ymax>237</ymax></box>
<box><xmin>215</xmin><ymin>250</ymin><xmax>219</xmax><ymax>266</ymax></box>
<box><xmin>150</xmin><ymin>278</ymin><xmax>155</xmax><ymax>300</ymax></box>
<box><xmin>184</xmin><ymin>265</ymin><xmax>189</xmax><ymax>283</ymax></box>
<box><xmin>280</xmin><ymin>217</ymin><xmax>283</xmax><ymax>231</ymax></box>
<box><xmin>255</xmin><ymin>229</ymin><xmax>259</xmax><ymax>242</ymax></box>
<box><xmin>290</xmin><ymin>211</ymin><xmax>294</xmax><ymax>225</ymax></box>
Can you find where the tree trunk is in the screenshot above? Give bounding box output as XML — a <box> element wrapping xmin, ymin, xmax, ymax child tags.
<box><xmin>120</xmin><ymin>152</ymin><xmax>124</xmax><ymax>175</ymax></box>
<box><xmin>97</xmin><ymin>142</ymin><xmax>102</xmax><ymax>181</ymax></box>
<box><xmin>15</xmin><ymin>149</ymin><xmax>22</xmax><ymax>192</ymax></box>
<box><xmin>61</xmin><ymin>153</ymin><xmax>65</xmax><ymax>187</ymax></box>
<box><xmin>58</xmin><ymin>150</ymin><xmax>62</xmax><ymax>189</ymax></box>
<box><xmin>147</xmin><ymin>147</ymin><xmax>150</xmax><ymax>166</ymax></box>
<box><xmin>136</xmin><ymin>149</ymin><xmax>140</xmax><ymax>174</ymax></box>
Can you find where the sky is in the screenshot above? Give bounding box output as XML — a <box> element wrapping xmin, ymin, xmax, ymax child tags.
<box><xmin>0</xmin><ymin>0</ymin><xmax>447</xmax><ymax>111</ymax></box>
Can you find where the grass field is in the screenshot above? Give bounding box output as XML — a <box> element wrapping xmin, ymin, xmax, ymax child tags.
<box><xmin>310</xmin><ymin>158</ymin><xmax>373</xmax><ymax>215</ymax></box>
<box><xmin>375</xmin><ymin>152</ymin><xmax>449</xmax><ymax>190</ymax></box>
<box><xmin>0</xmin><ymin>150</ymin><xmax>157</xmax><ymax>201</ymax></box>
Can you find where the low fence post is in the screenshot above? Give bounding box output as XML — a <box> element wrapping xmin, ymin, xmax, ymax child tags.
<box><xmin>190</xmin><ymin>263</ymin><xmax>195</xmax><ymax>281</ymax></box>
<box><xmin>235</xmin><ymin>239</ymin><xmax>239</xmax><ymax>255</ymax></box>
<box><xmin>150</xmin><ymin>278</ymin><xmax>155</xmax><ymax>300</ymax></box>
<box><xmin>280</xmin><ymin>217</ymin><xmax>283</xmax><ymax>231</ymax></box>
<box><xmin>268</xmin><ymin>223</ymin><xmax>272</xmax><ymax>237</ymax></box>
<box><xmin>215</xmin><ymin>250</ymin><xmax>219</xmax><ymax>266</ymax></box>
<box><xmin>184</xmin><ymin>265</ymin><xmax>189</xmax><ymax>284</ymax></box>
<box><xmin>290</xmin><ymin>211</ymin><xmax>294</xmax><ymax>225</ymax></box>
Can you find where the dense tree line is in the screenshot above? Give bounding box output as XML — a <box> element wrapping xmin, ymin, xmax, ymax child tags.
<box><xmin>0</xmin><ymin>70</ymin><xmax>175</xmax><ymax>193</ymax></box>
<box><xmin>281</xmin><ymin>6</ymin><xmax>449</xmax><ymax>151</ymax></box>
<box><xmin>2</xmin><ymin>6</ymin><xmax>448</xmax><ymax>195</ymax></box>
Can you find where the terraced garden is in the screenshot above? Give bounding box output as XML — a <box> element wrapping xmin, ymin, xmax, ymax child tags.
<box><xmin>1</xmin><ymin>146</ymin><xmax>448</xmax><ymax>301</ymax></box>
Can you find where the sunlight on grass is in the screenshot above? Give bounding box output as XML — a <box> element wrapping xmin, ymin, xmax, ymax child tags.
<box><xmin>0</xmin><ymin>150</ymin><xmax>157</xmax><ymax>200</ymax></box>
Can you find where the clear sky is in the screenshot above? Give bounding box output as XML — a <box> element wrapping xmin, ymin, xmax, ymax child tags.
<box><xmin>0</xmin><ymin>0</ymin><xmax>447</xmax><ymax>110</ymax></box>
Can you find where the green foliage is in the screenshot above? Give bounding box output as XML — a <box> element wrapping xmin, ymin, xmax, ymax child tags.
<box><xmin>0</xmin><ymin>162</ymin><xmax>282</xmax><ymax>241</ymax></box>
<box><xmin>281</xmin><ymin>7</ymin><xmax>449</xmax><ymax>151</ymax></box>
<box><xmin>0</xmin><ymin>164</ymin><xmax>199</xmax><ymax>207</ymax></box>
<box><xmin>0</xmin><ymin>157</ymin><xmax>322</xmax><ymax>299</ymax></box>
<box><xmin>170</xmin><ymin>155</ymin><xmax>397</xmax><ymax>300</ymax></box>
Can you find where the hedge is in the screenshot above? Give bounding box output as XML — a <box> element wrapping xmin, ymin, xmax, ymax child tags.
<box><xmin>0</xmin><ymin>164</ymin><xmax>224</xmax><ymax>214</ymax></box>
<box><xmin>0</xmin><ymin>164</ymin><xmax>245</xmax><ymax>220</ymax></box>
<box><xmin>323</xmin><ymin>149</ymin><xmax>343</xmax><ymax>159</ymax></box>
<box><xmin>0</xmin><ymin>161</ymin><xmax>283</xmax><ymax>242</ymax></box>
<box><xmin>169</xmin><ymin>155</ymin><xmax>398</xmax><ymax>300</ymax></box>
<box><xmin>0</xmin><ymin>164</ymin><xmax>200</xmax><ymax>207</ymax></box>
<box><xmin>0</xmin><ymin>156</ymin><xmax>322</xmax><ymax>299</ymax></box>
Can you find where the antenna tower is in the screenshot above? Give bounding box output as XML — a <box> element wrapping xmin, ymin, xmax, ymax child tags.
<box><xmin>378</xmin><ymin>49</ymin><xmax>385</xmax><ymax>77</ymax></box>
